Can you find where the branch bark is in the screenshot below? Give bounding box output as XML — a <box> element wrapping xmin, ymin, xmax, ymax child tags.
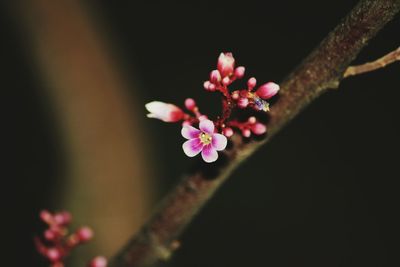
<box><xmin>110</xmin><ymin>1</ymin><xmax>400</xmax><ymax>266</ymax></box>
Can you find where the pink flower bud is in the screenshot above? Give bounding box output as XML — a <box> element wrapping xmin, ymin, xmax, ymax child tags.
<box><xmin>217</xmin><ymin>52</ymin><xmax>235</xmax><ymax>77</ymax></box>
<box><xmin>76</xmin><ymin>227</ymin><xmax>93</xmax><ymax>242</ymax></box>
<box><xmin>46</xmin><ymin>248</ymin><xmax>62</xmax><ymax>262</ymax></box>
<box><xmin>242</xmin><ymin>129</ymin><xmax>251</xmax><ymax>137</ymax></box>
<box><xmin>223</xmin><ymin>127</ymin><xmax>234</xmax><ymax>137</ymax></box>
<box><xmin>208</xmin><ymin>83</ymin><xmax>216</xmax><ymax>91</ymax></box>
<box><xmin>222</xmin><ymin>76</ymin><xmax>231</xmax><ymax>86</ymax></box>
<box><xmin>231</xmin><ymin>90</ymin><xmax>239</xmax><ymax>100</ymax></box>
<box><xmin>184</xmin><ymin>98</ymin><xmax>196</xmax><ymax>110</ymax></box>
<box><xmin>40</xmin><ymin>210</ymin><xmax>53</xmax><ymax>224</ymax></box>
<box><xmin>248</xmin><ymin>116</ymin><xmax>256</xmax><ymax>124</ymax></box>
<box><xmin>203</xmin><ymin>81</ymin><xmax>211</xmax><ymax>90</ymax></box>
<box><xmin>251</xmin><ymin>123</ymin><xmax>267</xmax><ymax>135</ymax></box>
<box><xmin>53</xmin><ymin>211</ymin><xmax>71</xmax><ymax>225</ymax></box>
<box><xmin>44</xmin><ymin>229</ymin><xmax>57</xmax><ymax>241</ymax></box>
<box><xmin>88</xmin><ymin>256</ymin><xmax>108</xmax><ymax>267</ymax></box>
<box><xmin>209</xmin><ymin>70</ymin><xmax>221</xmax><ymax>84</ymax></box>
<box><xmin>256</xmin><ymin>82</ymin><xmax>280</xmax><ymax>99</ymax></box>
<box><xmin>247</xmin><ymin>77</ymin><xmax>257</xmax><ymax>90</ymax></box>
<box><xmin>237</xmin><ymin>98</ymin><xmax>249</xmax><ymax>108</ymax></box>
<box><xmin>234</xmin><ymin>66</ymin><xmax>245</xmax><ymax>79</ymax></box>
<box><xmin>145</xmin><ymin>101</ymin><xmax>184</xmax><ymax>122</ymax></box>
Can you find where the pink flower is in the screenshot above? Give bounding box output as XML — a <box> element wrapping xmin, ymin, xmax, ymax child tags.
<box><xmin>145</xmin><ymin>101</ymin><xmax>184</xmax><ymax>122</ymax></box>
<box><xmin>181</xmin><ymin>120</ymin><xmax>227</xmax><ymax>163</ymax></box>
<box><xmin>217</xmin><ymin>52</ymin><xmax>235</xmax><ymax>77</ymax></box>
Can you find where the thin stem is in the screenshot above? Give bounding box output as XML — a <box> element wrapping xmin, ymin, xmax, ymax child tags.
<box><xmin>110</xmin><ymin>1</ymin><xmax>400</xmax><ymax>267</ymax></box>
<box><xmin>344</xmin><ymin>46</ymin><xmax>400</xmax><ymax>77</ymax></box>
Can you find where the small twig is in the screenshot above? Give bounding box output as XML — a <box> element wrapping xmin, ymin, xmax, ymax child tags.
<box><xmin>344</xmin><ymin>46</ymin><xmax>400</xmax><ymax>78</ymax></box>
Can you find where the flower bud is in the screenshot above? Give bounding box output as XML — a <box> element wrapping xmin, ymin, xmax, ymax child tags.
<box><xmin>222</xmin><ymin>76</ymin><xmax>231</xmax><ymax>86</ymax></box>
<box><xmin>256</xmin><ymin>82</ymin><xmax>280</xmax><ymax>99</ymax></box>
<box><xmin>237</xmin><ymin>98</ymin><xmax>249</xmax><ymax>108</ymax></box>
<box><xmin>209</xmin><ymin>70</ymin><xmax>221</xmax><ymax>84</ymax></box>
<box><xmin>76</xmin><ymin>227</ymin><xmax>93</xmax><ymax>242</ymax></box>
<box><xmin>88</xmin><ymin>256</ymin><xmax>108</xmax><ymax>267</ymax></box>
<box><xmin>46</xmin><ymin>248</ymin><xmax>62</xmax><ymax>262</ymax></box>
<box><xmin>231</xmin><ymin>90</ymin><xmax>239</xmax><ymax>100</ymax></box>
<box><xmin>242</xmin><ymin>129</ymin><xmax>251</xmax><ymax>138</ymax></box>
<box><xmin>40</xmin><ymin>210</ymin><xmax>53</xmax><ymax>224</ymax></box>
<box><xmin>44</xmin><ymin>229</ymin><xmax>57</xmax><ymax>241</ymax></box>
<box><xmin>248</xmin><ymin>116</ymin><xmax>256</xmax><ymax>124</ymax></box>
<box><xmin>234</xmin><ymin>66</ymin><xmax>245</xmax><ymax>79</ymax></box>
<box><xmin>184</xmin><ymin>98</ymin><xmax>196</xmax><ymax>111</ymax></box>
<box><xmin>203</xmin><ymin>81</ymin><xmax>211</xmax><ymax>90</ymax></box>
<box><xmin>145</xmin><ymin>101</ymin><xmax>184</xmax><ymax>122</ymax></box>
<box><xmin>251</xmin><ymin>123</ymin><xmax>267</xmax><ymax>135</ymax></box>
<box><xmin>247</xmin><ymin>77</ymin><xmax>257</xmax><ymax>90</ymax></box>
<box><xmin>53</xmin><ymin>211</ymin><xmax>71</xmax><ymax>225</ymax></box>
<box><xmin>208</xmin><ymin>83</ymin><xmax>216</xmax><ymax>91</ymax></box>
<box><xmin>217</xmin><ymin>52</ymin><xmax>235</xmax><ymax>77</ymax></box>
<box><xmin>223</xmin><ymin>127</ymin><xmax>234</xmax><ymax>137</ymax></box>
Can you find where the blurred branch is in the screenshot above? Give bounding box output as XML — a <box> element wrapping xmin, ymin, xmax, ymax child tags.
<box><xmin>344</xmin><ymin>46</ymin><xmax>400</xmax><ymax>78</ymax></box>
<box><xmin>110</xmin><ymin>1</ymin><xmax>400</xmax><ymax>267</ymax></box>
<box><xmin>12</xmin><ymin>0</ymin><xmax>154</xmax><ymax>263</ymax></box>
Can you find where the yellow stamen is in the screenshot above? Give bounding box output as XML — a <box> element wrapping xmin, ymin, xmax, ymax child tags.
<box><xmin>199</xmin><ymin>132</ymin><xmax>212</xmax><ymax>145</ymax></box>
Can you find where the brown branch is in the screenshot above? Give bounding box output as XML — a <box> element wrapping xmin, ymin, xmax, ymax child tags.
<box><xmin>110</xmin><ymin>1</ymin><xmax>400</xmax><ymax>267</ymax></box>
<box><xmin>344</xmin><ymin>46</ymin><xmax>400</xmax><ymax>77</ymax></box>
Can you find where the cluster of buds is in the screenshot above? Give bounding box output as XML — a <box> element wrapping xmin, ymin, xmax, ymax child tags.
<box><xmin>35</xmin><ymin>210</ymin><xmax>107</xmax><ymax>267</ymax></box>
<box><xmin>146</xmin><ymin>52</ymin><xmax>279</xmax><ymax>163</ymax></box>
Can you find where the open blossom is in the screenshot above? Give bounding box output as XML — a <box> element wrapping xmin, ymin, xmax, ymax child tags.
<box><xmin>182</xmin><ymin>120</ymin><xmax>227</xmax><ymax>163</ymax></box>
<box><xmin>145</xmin><ymin>101</ymin><xmax>184</xmax><ymax>122</ymax></box>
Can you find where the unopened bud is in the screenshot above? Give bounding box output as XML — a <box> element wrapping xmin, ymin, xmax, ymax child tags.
<box><xmin>234</xmin><ymin>66</ymin><xmax>245</xmax><ymax>79</ymax></box>
<box><xmin>76</xmin><ymin>227</ymin><xmax>93</xmax><ymax>242</ymax></box>
<box><xmin>237</xmin><ymin>98</ymin><xmax>249</xmax><ymax>108</ymax></box>
<box><xmin>256</xmin><ymin>82</ymin><xmax>280</xmax><ymax>99</ymax></box>
<box><xmin>247</xmin><ymin>77</ymin><xmax>257</xmax><ymax>90</ymax></box>
<box><xmin>184</xmin><ymin>98</ymin><xmax>196</xmax><ymax>111</ymax></box>
<box><xmin>88</xmin><ymin>256</ymin><xmax>108</xmax><ymax>267</ymax></box>
<box><xmin>223</xmin><ymin>127</ymin><xmax>234</xmax><ymax>137</ymax></box>
<box><xmin>210</xmin><ymin>70</ymin><xmax>221</xmax><ymax>84</ymax></box>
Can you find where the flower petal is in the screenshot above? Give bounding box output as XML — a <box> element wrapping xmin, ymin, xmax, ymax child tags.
<box><xmin>212</xmin><ymin>133</ymin><xmax>227</xmax><ymax>151</ymax></box>
<box><xmin>201</xmin><ymin>144</ymin><xmax>218</xmax><ymax>163</ymax></box>
<box><xmin>199</xmin><ymin>119</ymin><xmax>214</xmax><ymax>134</ymax></box>
<box><xmin>182</xmin><ymin>138</ymin><xmax>203</xmax><ymax>157</ymax></box>
<box><xmin>181</xmin><ymin>125</ymin><xmax>201</xmax><ymax>139</ymax></box>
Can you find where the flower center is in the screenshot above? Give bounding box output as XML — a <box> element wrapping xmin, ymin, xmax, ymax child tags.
<box><xmin>199</xmin><ymin>132</ymin><xmax>212</xmax><ymax>145</ymax></box>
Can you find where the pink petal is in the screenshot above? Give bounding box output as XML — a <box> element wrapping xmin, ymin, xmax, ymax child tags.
<box><xmin>201</xmin><ymin>144</ymin><xmax>218</xmax><ymax>163</ymax></box>
<box><xmin>182</xmin><ymin>138</ymin><xmax>203</xmax><ymax>157</ymax></box>
<box><xmin>199</xmin><ymin>119</ymin><xmax>214</xmax><ymax>134</ymax></box>
<box><xmin>212</xmin><ymin>133</ymin><xmax>227</xmax><ymax>151</ymax></box>
<box><xmin>181</xmin><ymin>125</ymin><xmax>201</xmax><ymax>139</ymax></box>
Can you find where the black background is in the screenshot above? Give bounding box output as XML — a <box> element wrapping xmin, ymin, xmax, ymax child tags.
<box><xmin>2</xmin><ymin>1</ymin><xmax>400</xmax><ymax>266</ymax></box>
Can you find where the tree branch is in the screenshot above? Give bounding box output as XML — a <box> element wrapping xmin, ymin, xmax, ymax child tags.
<box><xmin>344</xmin><ymin>46</ymin><xmax>400</xmax><ymax>78</ymax></box>
<box><xmin>110</xmin><ymin>1</ymin><xmax>400</xmax><ymax>266</ymax></box>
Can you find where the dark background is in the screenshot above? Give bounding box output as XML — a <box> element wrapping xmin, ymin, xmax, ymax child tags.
<box><xmin>2</xmin><ymin>0</ymin><xmax>400</xmax><ymax>266</ymax></box>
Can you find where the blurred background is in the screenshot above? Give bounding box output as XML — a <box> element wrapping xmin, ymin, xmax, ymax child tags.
<box><xmin>2</xmin><ymin>0</ymin><xmax>400</xmax><ymax>266</ymax></box>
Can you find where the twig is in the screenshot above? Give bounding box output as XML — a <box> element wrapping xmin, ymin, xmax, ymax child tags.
<box><xmin>110</xmin><ymin>1</ymin><xmax>400</xmax><ymax>267</ymax></box>
<box><xmin>344</xmin><ymin>46</ymin><xmax>400</xmax><ymax>77</ymax></box>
